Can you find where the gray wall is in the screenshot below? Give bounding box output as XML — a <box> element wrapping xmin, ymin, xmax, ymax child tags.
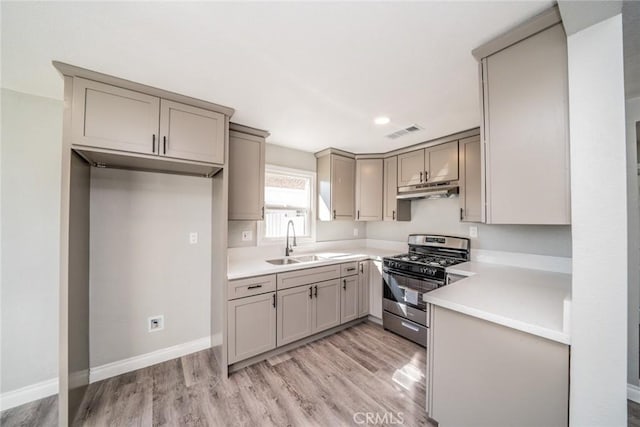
<box><xmin>367</xmin><ymin>197</ymin><xmax>572</xmax><ymax>257</ymax></box>
<box><xmin>90</xmin><ymin>168</ymin><xmax>212</xmax><ymax>366</ymax></box>
<box><xmin>228</xmin><ymin>143</ymin><xmax>364</xmax><ymax>247</ymax></box>
<box><xmin>1</xmin><ymin>89</ymin><xmax>62</xmax><ymax>392</ymax></box>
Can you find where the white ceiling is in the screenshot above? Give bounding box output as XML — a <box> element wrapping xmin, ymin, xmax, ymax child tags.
<box><xmin>1</xmin><ymin>1</ymin><xmax>553</xmax><ymax>153</ymax></box>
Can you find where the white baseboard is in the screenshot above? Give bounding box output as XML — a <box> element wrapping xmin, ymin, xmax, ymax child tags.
<box><xmin>90</xmin><ymin>334</ymin><xmax>220</xmax><ymax>383</ymax></box>
<box><xmin>0</xmin><ymin>334</ymin><xmax>222</xmax><ymax>411</ymax></box>
<box><xmin>0</xmin><ymin>378</ymin><xmax>58</xmax><ymax>412</ymax></box>
<box><xmin>629</xmin><ymin>383</ymin><xmax>640</xmax><ymax>403</ymax></box>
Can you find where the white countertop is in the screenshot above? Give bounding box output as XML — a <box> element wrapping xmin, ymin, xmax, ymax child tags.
<box><xmin>424</xmin><ymin>262</ymin><xmax>571</xmax><ymax>345</ymax></box>
<box><xmin>227</xmin><ymin>247</ymin><xmax>394</xmax><ymax>280</ymax></box>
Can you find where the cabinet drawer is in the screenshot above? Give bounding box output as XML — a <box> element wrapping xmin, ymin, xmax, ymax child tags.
<box><xmin>228</xmin><ymin>274</ymin><xmax>276</xmax><ymax>300</ymax></box>
<box><xmin>277</xmin><ymin>264</ymin><xmax>341</xmax><ymax>291</ymax></box>
<box><xmin>341</xmin><ymin>262</ymin><xmax>359</xmax><ymax>277</ymax></box>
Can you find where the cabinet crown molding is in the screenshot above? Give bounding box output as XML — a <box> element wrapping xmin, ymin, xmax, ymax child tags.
<box><xmin>229</xmin><ymin>122</ymin><xmax>270</xmax><ymax>138</ymax></box>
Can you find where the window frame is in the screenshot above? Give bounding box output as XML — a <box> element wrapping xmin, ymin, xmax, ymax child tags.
<box><xmin>257</xmin><ymin>164</ymin><xmax>316</xmax><ymax>246</ymax></box>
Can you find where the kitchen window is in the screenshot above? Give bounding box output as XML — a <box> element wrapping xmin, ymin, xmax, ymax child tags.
<box><xmin>258</xmin><ymin>165</ymin><xmax>315</xmax><ymax>244</ymax></box>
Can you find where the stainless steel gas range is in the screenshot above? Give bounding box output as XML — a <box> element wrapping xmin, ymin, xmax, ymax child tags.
<box><xmin>382</xmin><ymin>234</ymin><xmax>470</xmax><ymax>346</ymax></box>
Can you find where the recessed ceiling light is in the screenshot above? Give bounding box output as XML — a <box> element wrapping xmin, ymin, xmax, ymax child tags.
<box><xmin>374</xmin><ymin>116</ymin><xmax>390</xmax><ymax>125</ymax></box>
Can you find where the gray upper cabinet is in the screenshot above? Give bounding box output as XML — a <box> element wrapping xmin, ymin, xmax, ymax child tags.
<box><xmin>340</xmin><ymin>276</ymin><xmax>359</xmax><ymax>324</ymax></box>
<box><xmin>317</xmin><ymin>153</ymin><xmax>355</xmax><ymax>221</ymax></box>
<box><xmin>227</xmin><ymin>292</ymin><xmax>276</xmax><ymax>364</ymax></box>
<box><xmin>425</xmin><ymin>141</ymin><xmax>458</xmax><ymax>183</ymax></box>
<box><xmin>71</xmin><ymin>77</ymin><xmax>226</xmax><ymax>166</ymax></box>
<box><xmin>397</xmin><ymin>150</ymin><xmax>425</xmax><ymax>187</ymax></box>
<box><xmin>480</xmin><ymin>23</ymin><xmax>570</xmax><ymax>224</ymax></box>
<box><xmin>277</xmin><ymin>285</ymin><xmax>314</xmax><ymax>346</ymax></box>
<box><xmin>72</xmin><ymin>78</ymin><xmax>159</xmax><ymax>155</ymax></box>
<box><xmin>159</xmin><ymin>99</ymin><xmax>225</xmax><ymax>164</ymax></box>
<box><xmin>397</xmin><ymin>141</ymin><xmax>459</xmax><ymax>187</ymax></box>
<box><xmin>459</xmin><ymin>136</ymin><xmax>482</xmax><ymax>222</ymax></box>
<box><xmin>355</xmin><ymin>158</ymin><xmax>383</xmax><ymax>221</ymax></box>
<box><xmin>383</xmin><ymin>157</ymin><xmax>411</xmax><ymax>222</ymax></box>
<box><xmin>228</xmin><ymin>125</ymin><xmax>268</xmax><ymax>221</ymax></box>
<box><xmin>312</xmin><ymin>279</ymin><xmax>341</xmax><ymax>333</ymax></box>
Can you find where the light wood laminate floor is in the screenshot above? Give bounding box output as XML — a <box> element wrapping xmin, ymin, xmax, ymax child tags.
<box><xmin>1</xmin><ymin>322</ymin><xmax>434</xmax><ymax>426</ymax></box>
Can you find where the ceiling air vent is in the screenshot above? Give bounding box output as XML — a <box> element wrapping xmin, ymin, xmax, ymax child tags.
<box><xmin>386</xmin><ymin>124</ymin><xmax>423</xmax><ymax>139</ymax></box>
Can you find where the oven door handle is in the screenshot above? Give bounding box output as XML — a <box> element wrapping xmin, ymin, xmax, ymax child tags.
<box><xmin>383</xmin><ymin>268</ymin><xmax>443</xmax><ymax>286</ymax></box>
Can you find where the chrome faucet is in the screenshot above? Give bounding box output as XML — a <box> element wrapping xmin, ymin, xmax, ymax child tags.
<box><xmin>285</xmin><ymin>220</ymin><xmax>297</xmax><ymax>256</ymax></box>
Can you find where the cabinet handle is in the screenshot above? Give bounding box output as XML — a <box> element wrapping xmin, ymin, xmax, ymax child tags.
<box><xmin>419</xmin><ymin>171</ymin><xmax>423</xmax><ymax>182</ymax></box>
<box><xmin>392</xmin><ymin>210</ymin><xmax>396</xmax><ymax>220</ymax></box>
<box><xmin>261</xmin><ymin>207</ymin><xmax>264</xmax><ymax>220</ymax></box>
<box><xmin>247</xmin><ymin>284</ymin><xmax>262</xmax><ymax>290</ymax></box>
<box><xmin>357</xmin><ymin>210</ymin><xmax>360</xmax><ymax>220</ymax></box>
<box><xmin>460</xmin><ymin>208</ymin><xmax>463</xmax><ymax>221</ymax></box>
<box><xmin>425</xmin><ymin>170</ymin><xmax>429</xmax><ymax>181</ymax></box>
<box><xmin>272</xmin><ymin>294</ymin><xmax>276</xmax><ymax>308</ymax></box>
<box><xmin>314</xmin><ymin>285</ymin><xmax>318</xmax><ymax>298</ymax></box>
<box><xmin>152</xmin><ymin>134</ymin><xmax>156</xmax><ymax>153</ymax></box>
<box><xmin>163</xmin><ymin>136</ymin><xmax>167</xmax><ymax>154</ymax></box>
<box><xmin>333</xmin><ymin>210</ymin><xmax>336</xmax><ymax>220</ymax></box>
<box><xmin>346</xmin><ymin>267</ymin><xmax>356</xmax><ymax>272</ymax></box>
<box><xmin>360</xmin><ymin>264</ymin><xmax>363</xmax><ymax>274</ymax></box>
<box><xmin>309</xmin><ymin>286</ymin><xmax>313</xmax><ymax>299</ymax></box>
<box><xmin>343</xmin><ymin>279</ymin><xmax>346</xmax><ymax>290</ymax></box>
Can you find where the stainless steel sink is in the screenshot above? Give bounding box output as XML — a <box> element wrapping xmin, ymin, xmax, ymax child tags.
<box><xmin>266</xmin><ymin>258</ymin><xmax>301</xmax><ymax>265</ymax></box>
<box><xmin>292</xmin><ymin>254</ymin><xmax>324</xmax><ymax>263</ymax></box>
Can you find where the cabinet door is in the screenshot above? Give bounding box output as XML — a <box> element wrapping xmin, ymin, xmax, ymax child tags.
<box><xmin>277</xmin><ymin>285</ymin><xmax>314</xmax><ymax>346</ymax></box>
<box><xmin>484</xmin><ymin>24</ymin><xmax>570</xmax><ymax>224</ymax></box>
<box><xmin>383</xmin><ymin>157</ymin><xmax>410</xmax><ymax>222</ymax></box>
<box><xmin>425</xmin><ymin>140</ymin><xmax>458</xmax><ymax>183</ymax></box>
<box><xmin>369</xmin><ymin>260</ymin><xmax>383</xmax><ymax>320</ymax></box>
<box><xmin>312</xmin><ymin>279</ymin><xmax>341</xmax><ymax>333</ymax></box>
<box><xmin>228</xmin><ymin>131</ymin><xmax>265</xmax><ymax>220</ymax></box>
<box><xmin>355</xmin><ymin>159</ymin><xmax>383</xmax><ymax>221</ymax></box>
<box><xmin>72</xmin><ymin>78</ymin><xmax>159</xmax><ymax>155</ymax></box>
<box><xmin>227</xmin><ymin>292</ymin><xmax>276</xmax><ymax>364</ymax></box>
<box><xmin>331</xmin><ymin>155</ymin><xmax>355</xmax><ymax>219</ymax></box>
<box><xmin>159</xmin><ymin>99</ymin><xmax>225</xmax><ymax>164</ymax></box>
<box><xmin>459</xmin><ymin>136</ymin><xmax>483</xmax><ymax>222</ymax></box>
<box><xmin>358</xmin><ymin>261</ymin><xmax>370</xmax><ymax>318</ymax></box>
<box><xmin>340</xmin><ymin>276</ymin><xmax>359</xmax><ymax>324</ymax></box>
<box><xmin>397</xmin><ymin>150</ymin><xmax>425</xmax><ymax>186</ymax></box>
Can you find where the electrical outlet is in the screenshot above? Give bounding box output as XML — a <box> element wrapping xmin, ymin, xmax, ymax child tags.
<box><xmin>189</xmin><ymin>232</ymin><xmax>198</xmax><ymax>244</ymax></box>
<box><xmin>469</xmin><ymin>226</ymin><xmax>478</xmax><ymax>238</ymax></box>
<box><xmin>353</xmin><ymin>228</ymin><xmax>359</xmax><ymax>237</ymax></box>
<box><xmin>148</xmin><ymin>315</ymin><xmax>164</xmax><ymax>332</ymax></box>
<box><xmin>242</xmin><ymin>230</ymin><xmax>252</xmax><ymax>241</ymax></box>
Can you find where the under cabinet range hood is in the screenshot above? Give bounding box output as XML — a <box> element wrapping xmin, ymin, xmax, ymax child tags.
<box><xmin>396</xmin><ymin>183</ymin><xmax>459</xmax><ymax>200</ymax></box>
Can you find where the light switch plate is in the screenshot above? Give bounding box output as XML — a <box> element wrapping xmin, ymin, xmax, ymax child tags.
<box><xmin>469</xmin><ymin>226</ymin><xmax>478</xmax><ymax>238</ymax></box>
<box><xmin>242</xmin><ymin>230</ymin><xmax>252</xmax><ymax>241</ymax></box>
<box><xmin>189</xmin><ymin>232</ymin><xmax>198</xmax><ymax>244</ymax></box>
<box><xmin>148</xmin><ymin>315</ymin><xmax>164</xmax><ymax>332</ymax></box>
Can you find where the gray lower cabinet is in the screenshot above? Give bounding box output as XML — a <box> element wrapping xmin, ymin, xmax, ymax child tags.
<box><xmin>427</xmin><ymin>305</ymin><xmax>569</xmax><ymax>426</ymax></box>
<box><xmin>459</xmin><ymin>135</ymin><xmax>482</xmax><ymax>222</ymax></box>
<box><xmin>358</xmin><ymin>261</ymin><xmax>369</xmax><ymax>318</ymax></box>
<box><xmin>340</xmin><ymin>276</ymin><xmax>359</xmax><ymax>324</ymax></box>
<box><xmin>277</xmin><ymin>285</ymin><xmax>314</xmax><ymax>346</ymax></box>
<box><xmin>311</xmin><ymin>279</ymin><xmax>341</xmax><ymax>333</ymax></box>
<box><xmin>227</xmin><ymin>292</ymin><xmax>276</xmax><ymax>364</ymax></box>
